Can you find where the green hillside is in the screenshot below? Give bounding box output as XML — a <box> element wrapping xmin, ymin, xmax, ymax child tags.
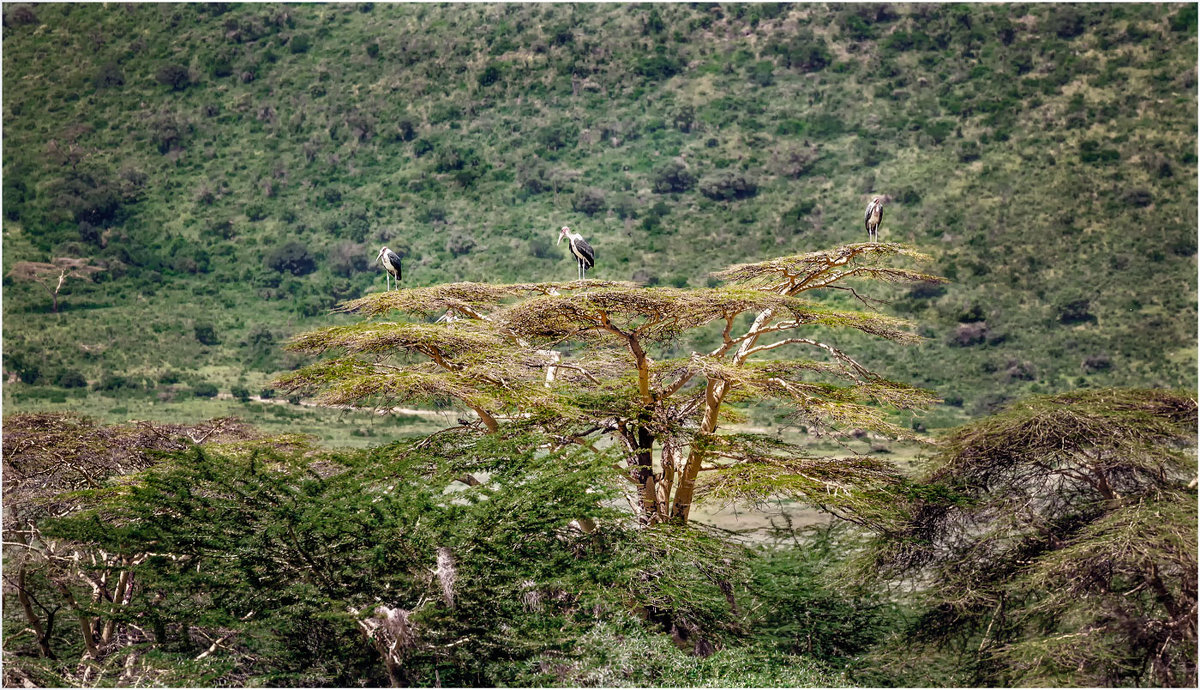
<box><xmin>3</xmin><ymin>2</ymin><xmax>1196</xmax><ymax>420</ymax></box>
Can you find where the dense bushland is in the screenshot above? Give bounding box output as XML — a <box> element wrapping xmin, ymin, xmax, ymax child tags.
<box><xmin>4</xmin><ymin>387</ymin><xmax>1194</xmax><ymax>687</ymax></box>
<box><xmin>1</xmin><ymin>413</ymin><xmax>875</xmax><ymax>687</ymax></box>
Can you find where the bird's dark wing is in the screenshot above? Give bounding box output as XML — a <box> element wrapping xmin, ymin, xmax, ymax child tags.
<box><xmin>865</xmin><ymin>200</ymin><xmax>877</xmax><ymax>226</ymax></box>
<box><xmin>573</xmin><ymin>237</ymin><xmax>595</xmax><ymax>269</ymax></box>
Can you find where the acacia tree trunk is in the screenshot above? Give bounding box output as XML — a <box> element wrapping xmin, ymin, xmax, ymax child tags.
<box><xmin>672</xmin><ymin>307</ymin><xmax>777</xmax><ymax>523</ymax></box>
<box><xmin>55</xmin><ymin>580</ymin><xmax>99</xmax><ymax>659</ymax></box>
<box><xmin>656</xmin><ymin>438</ymin><xmax>676</xmax><ymax>523</ymax></box>
<box><xmin>632</xmin><ymin>419</ymin><xmax>658</xmax><ymax>524</ymax></box>
<box><xmin>101</xmin><ymin>561</ymin><xmax>134</xmax><ymax>646</ymax></box>
<box><xmin>671</xmin><ymin>379</ymin><xmax>725</xmax><ymax>522</ymax></box>
<box><xmin>49</xmin><ymin>269</ymin><xmax>66</xmax><ymax>314</ymax></box>
<box><xmin>606</xmin><ymin>322</ymin><xmax>661</xmax><ymax>524</ymax></box>
<box><xmin>16</xmin><ymin>563</ymin><xmax>55</xmax><ymax>659</ymax></box>
<box><xmin>466</xmin><ymin>403</ymin><xmax>499</xmax><ymax>433</ymax></box>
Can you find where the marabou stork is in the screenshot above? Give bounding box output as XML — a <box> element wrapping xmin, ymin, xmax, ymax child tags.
<box><xmin>558</xmin><ymin>226</ymin><xmax>595</xmax><ymax>282</ymax></box>
<box><xmin>865</xmin><ymin>195</ymin><xmax>887</xmax><ymax>243</ymax></box>
<box><xmin>376</xmin><ymin>246</ymin><xmax>402</xmax><ymax>291</ymax></box>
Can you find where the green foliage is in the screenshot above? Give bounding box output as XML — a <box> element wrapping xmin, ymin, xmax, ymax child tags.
<box><xmin>652</xmin><ymin>160</ymin><xmax>697</xmax><ymax>193</ymax></box>
<box><xmin>289</xmin><ymin>34</ymin><xmax>311</xmax><ymax>54</ymax></box>
<box><xmin>194</xmin><ymin>322</ymin><xmax>220</xmax><ymax>346</ymax></box>
<box><xmin>191</xmin><ymin>381</ymin><xmax>219</xmax><ymax>398</ymax></box>
<box><xmin>765</xmin><ymin>29</ymin><xmax>832</xmax><ymax>72</ymax></box>
<box><xmin>747</xmin><ymin>526</ymin><xmax>900</xmax><ymax>661</ymax></box>
<box><xmin>698</xmin><ymin>171</ymin><xmax>758</xmax><ymax>201</ymax></box>
<box><xmin>93</xmin><ymin>61</ymin><xmax>125</xmax><ymax>88</ymax></box>
<box><xmin>636</xmin><ymin>53</ymin><xmax>683</xmax><ymax>81</ymax></box>
<box><xmin>866</xmin><ymin>389</ymin><xmax>1198</xmax><ymax>687</ymax></box>
<box><xmin>154</xmin><ymin>63</ymin><xmax>191</xmax><ymax>90</ymax></box>
<box><xmin>1055</xmin><ymin>296</ymin><xmax>1094</xmax><ymax>324</ymax></box>
<box><xmin>28</xmin><ymin>427</ymin><xmax>732</xmax><ymax>686</ymax></box>
<box><xmin>54</xmin><ymin>368</ymin><xmax>88</xmax><ymax>388</ymax></box>
<box><xmin>517</xmin><ymin>614</ymin><xmax>848</xmax><ymax>687</ymax></box>
<box><xmin>749</xmin><ymin>60</ymin><xmax>774</xmax><ymax>86</ymax></box>
<box><xmin>1079</xmin><ymin>138</ymin><xmax>1120</xmax><ymax>164</ymax></box>
<box><xmin>1171</xmin><ymin>4</ymin><xmax>1198</xmax><ymax>32</ymax></box>
<box><xmin>264</xmin><ymin>241</ymin><xmax>316</xmax><ymax>276</ymax></box>
<box><xmin>478</xmin><ymin>62</ymin><xmax>503</xmax><ymax>87</ymax></box>
<box><xmin>5</xmin><ymin>350</ymin><xmax>43</xmax><ymax>384</ymax></box>
<box><xmin>1</xmin><ymin>412</ymin><xmax>880</xmax><ymax>686</ymax></box>
<box><xmin>93</xmin><ymin>373</ymin><xmax>143</xmax><ymax>394</ymax></box>
<box><xmin>572</xmin><ymin>187</ymin><xmax>607</xmax><ymax>216</ymax></box>
<box><xmin>1047</xmin><ymin>6</ymin><xmax>1086</xmax><ymax>39</ymax></box>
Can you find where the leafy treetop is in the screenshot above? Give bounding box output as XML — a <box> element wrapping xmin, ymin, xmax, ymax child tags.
<box><xmin>277</xmin><ymin>243</ymin><xmax>944</xmax><ymax>525</ymax></box>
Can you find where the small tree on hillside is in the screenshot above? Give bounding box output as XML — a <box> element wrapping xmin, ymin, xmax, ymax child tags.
<box><xmin>276</xmin><ymin>243</ymin><xmax>943</xmax><ymax>526</ymax></box>
<box><xmin>7</xmin><ymin>258</ymin><xmax>104</xmax><ymax>314</ymax></box>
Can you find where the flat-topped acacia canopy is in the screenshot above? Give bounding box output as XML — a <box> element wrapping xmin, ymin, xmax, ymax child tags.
<box><xmin>276</xmin><ymin>243</ymin><xmax>943</xmax><ymax>524</ymax></box>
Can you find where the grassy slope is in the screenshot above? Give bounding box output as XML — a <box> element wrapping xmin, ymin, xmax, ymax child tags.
<box><xmin>3</xmin><ymin>2</ymin><xmax>1196</xmax><ymax>425</ymax></box>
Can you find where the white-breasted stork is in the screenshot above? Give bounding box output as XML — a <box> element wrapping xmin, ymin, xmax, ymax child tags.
<box><xmin>865</xmin><ymin>195</ymin><xmax>887</xmax><ymax>243</ymax></box>
<box><xmin>376</xmin><ymin>246</ymin><xmax>402</xmax><ymax>291</ymax></box>
<box><xmin>558</xmin><ymin>226</ymin><xmax>595</xmax><ymax>282</ymax></box>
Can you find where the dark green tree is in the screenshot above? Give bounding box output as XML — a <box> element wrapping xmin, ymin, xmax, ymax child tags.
<box><xmin>30</xmin><ymin>426</ymin><xmax>682</xmax><ymax>686</ymax></box>
<box><xmin>1</xmin><ymin>414</ymin><xmax>272</xmax><ymax>678</ymax></box>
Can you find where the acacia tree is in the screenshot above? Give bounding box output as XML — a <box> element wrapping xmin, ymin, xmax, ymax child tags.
<box><xmin>7</xmin><ymin>258</ymin><xmax>104</xmax><ymax>314</ymax></box>
<box><xmin>277</xmin><ymin>243</ymin><xmax>942</xmax><ymax>526</ymax></box>
<box><xmin>865</xmin><ymin>389</ymin><xmax>1197</xmax><ymax>687</ymax></box>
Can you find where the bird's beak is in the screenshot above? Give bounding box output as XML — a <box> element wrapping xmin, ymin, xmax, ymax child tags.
<box><xmin>557</xmin><ymin>234</ymin><xmax>564</xmax><ymax>245</ymax></box>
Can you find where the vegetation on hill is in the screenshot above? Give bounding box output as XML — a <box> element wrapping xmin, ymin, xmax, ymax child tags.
<box><xmin>2</xmin><ymin>2</ymin><xmax>1196</xmax><ymax>421</ymax></box>
<box><xmin>3</xmin><ymin>5</ymin><xmax>1197</xmax><ymax>687</ymax></box>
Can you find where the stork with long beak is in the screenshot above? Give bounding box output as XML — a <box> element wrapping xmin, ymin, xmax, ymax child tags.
<box><xmin>377</xmin><ymin>246</ymin><xmax>403</xmax><ymax>291</ymax></box>
<box><xmin>558</xmin><ymin>226</ymin><xmax>595</xmax><ymax>283</ymax></box>
<box><xmin>865</xmin><ymin>196</ymin><xmax>888</xmax><ymax>243</ymax></box>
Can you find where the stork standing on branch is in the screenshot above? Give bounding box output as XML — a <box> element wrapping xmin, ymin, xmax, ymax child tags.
<box><xmin>865</xmin><ymin>195</ymin><xmax>887</xmax><ymax>243</ymax></box>
<box><xmin>558</xmin><ymin>226</ymin><xmax>595</xmax><ymax>282</ymax></box>
<box><xmin>377</xmin><ymin>246</ymin><xmax>403</xmax><ymax>291</ymax></box>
